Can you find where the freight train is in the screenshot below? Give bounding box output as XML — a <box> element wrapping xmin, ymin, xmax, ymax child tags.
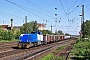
<box><xmin>18</xmin><ymin>30</ymin><xmax>71</xmax><ymax>48</ymax></box>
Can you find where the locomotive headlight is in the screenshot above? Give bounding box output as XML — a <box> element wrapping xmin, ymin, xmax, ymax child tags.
<box><xmin>20</xmin><ymin>34</ymin><xmax>24</xmax><ymax>36</ymax></box>
<box><xmin>27</xmin><ymin>39</ymin><xmax>28</xmax><ymax>42</ymax></box>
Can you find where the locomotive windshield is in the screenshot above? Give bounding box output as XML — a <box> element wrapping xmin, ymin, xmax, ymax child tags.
<box><xmin>31</xmin><ymin>30</ymin><xmax>41</xmax><ymax>34</ymax></box>
<box><xmin>31</xmin><ymin>31</ymin><xmax>36</xmax><ymax>34</ymax></box>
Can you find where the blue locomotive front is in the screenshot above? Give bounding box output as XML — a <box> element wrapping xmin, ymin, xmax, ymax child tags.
<box><xmin>18</xmin><ymin>31</ymin><xmax>43</xmax><ymax>48</ymax></box>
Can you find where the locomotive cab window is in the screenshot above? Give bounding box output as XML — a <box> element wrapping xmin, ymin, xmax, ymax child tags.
<box><xmin>31</xmin><ymin>31</ymin><xmax>35</xmax><ymax>34</ymax></box>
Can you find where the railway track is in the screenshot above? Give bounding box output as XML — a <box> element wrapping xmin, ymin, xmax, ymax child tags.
<box><xmin>0</xmin><ymin>42</ymin><xmax>17</xmax><ymax>48</ymax></box>
<box><xmin>13</xmin><ymin>45</ymin><xmax>55</xmax><ymax>60</ymax></box>
<box><xmin>0</xmin><ymin>39</ymin><xmax>74</xmax><ymax>60</ymax></box>
<box><xmin>28</xmin><ymin>39</ymin><xmax>76</xmax><ymax>60</ymax></box>
<box><xmin>0</xmin><ymin>42</ymin><xmax>17</xmax><ymax>52</ymax></box>
<box><xmin>0</xmin><ymin>41</ymin><xmax>70</xmax><ymax>60</ymax></box>
<box><xmin>52</xmin><ymin>39</ymin><xmax>76</xmax><ymax>60</ymax></box>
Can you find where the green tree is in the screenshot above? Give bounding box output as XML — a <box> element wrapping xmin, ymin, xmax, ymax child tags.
<box><xmin>83</xmin><ymin>20</ymin><xmax>90</xmax><ymax>38</ymax></box>
<box><xmin>20</xmin><ymin>21</ymin><xmax>38</xmax><ymax>33</ymax></box>
<box><xmin>65</xmin><ymin>33</ymin><xmax>70</xmax><ymax>36</ymax></box>
<box><xmin>58</xmin><ymin>30</ymin><xmax>64</xmax><ymax>35</ymax></box>
<box><xmin>32</xmin><ymin>21</ymin><xmax>38</xmax><ymax>31</ymax></box>
<box><xmin>41</xmin><ymin>30</ymin><xmax>52</xmax><ymax>34</ymax></box>
<box><xmin>20</xmin><ymin>26</ymin><xmax>25</xmax><ymax>33</ymax></box>
<box><xmin>55</xmin><ymin>30</ymin><xmax>64</xmax><ymax>35</ymax></box>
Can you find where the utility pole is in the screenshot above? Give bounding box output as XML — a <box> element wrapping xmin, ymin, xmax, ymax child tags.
<box><xmin>50</xmin><ymin>24</ymin><xmax>55</xmax><ymax>33</ymax></box>
<box><xmin>79</xmin><ymin>16</ymin><xmax>82</xmax><ymax>40</ymax></box>
<box><xmin>82</xmin><ymin>5</ymin><xmax>85</xmax><ymax>38</ymax></box>
<box><xmin>25</xmin><ymin>16</ymin><xmax>28</xmax><ymax>33</ymax></box>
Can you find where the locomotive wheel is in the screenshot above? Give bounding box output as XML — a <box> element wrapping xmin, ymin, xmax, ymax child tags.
<box><xmin>26</xmin><ymin>43</ymin><xmax>30</xmax><ymax>48</ymax></box>
<box><xmin>18</xmin><ymin>43</ymin><xmax>22</xmax><ymax>48</ymax></box>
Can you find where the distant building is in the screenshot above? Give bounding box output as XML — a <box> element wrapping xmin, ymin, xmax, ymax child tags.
<box><xmin>0</xmin><ymin>25</ymin><xmax>11</xmax><ymax>30</ymax></box>
<box><xmin>0</xmin><ymin>25</ymin><xmax>21</xmax><ymax>30</ymax></box>
<box><xmin>38</xmin><ymin>23</ymin><xmax>46</xmax><ymax>30</ymax></box>
<box><xmin>13</xmin><ymin>26</ymin><xmax>21</xmax><ymax>30</ymax></box>
<box><xmin>0</xmin><ymin>19</ymin><xmax>14</xmax><ymax>30</ymax></box>
<box><xmin>1</xmin><ymin>25</ymin><xmax>9</xmax><ymax>29</ymax></box>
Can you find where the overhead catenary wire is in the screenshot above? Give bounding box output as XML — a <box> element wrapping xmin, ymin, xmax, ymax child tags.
<box><xmin>25</xmin><ymin>0</ymin><xmax>56</xmax><ymax>20</ymax></box>
<box><xmin>85</xmin><ymin>3</ymin><xmax>90</xmax><ymax>9</ymax></box>
<box><xmin>72</xmin><ymin>0</ymin><xmax>90</xmax><ymax>21</ymax></box>
<box><xmin>25</xmin><ymin>0</ymin><xmax>63</xmax><ymax>21</ymax></box>
<box><xmin>86</xmin><ymin>7</ymin><xmax>90</xmax><ymax>13</ymax></box>
<box><xmin>59</xmin><ymin>0</ymin><xmax>70</xmax><ymax>23</ymax></box>
<box><xmin>0</xmin><ymin>20</ymin><xmax>10</xmax><ymax>23</ymax></box>
<box><xmin>12</xmin><ymin>2</ymin><xmax>54</xmax><ymax>19</ymax></box>
<box><xmin>0</xmin><ymin>11</ymin><xmax>24</xmax><ymax>20</ymax></box>
<box><xmin>68</xmin><ymin>0</ymin><xmax>85</xmax><ymax>15</ymax></box>
<box><xmin>65</xmin><ymin>0</ymin><xmax>68</xmax><ymax>11</ymax></box>
<box><xmin>60</xmin><ymin>0</ymin><xmax>79</xmax><ymax>21</ymax></box>
<box><xmin>85</xmin><ymin>3</ymin><xmax>90</xmax><ymax>13</ymax></box>
<box><xmin>25</xmin><ymin>0</ymin><xmax>54</xmax><ymax>14</ymax></box>
<box><xmin>63</xmin><ymin>0</ymin><xmax>86</xmax><ymax>34</ymax></box>
<box><xmin>59</xmin><ymin>0</ymin><xmax>67</xmax><ymax>16</ymax></box>
<box><xmin>57</xmin><ymin>0</ymin><xmax>79</xmax><ymax>33</ymax></box>
<box><xmin>65</xmin><ymin>0</ymin><xmax>70</xmax><ymax>21</ymax></box>
<box><xmin>5</xmin><ymin>0</ymin><xmax>46</xmax><ymax>20</ymax></box>
<box><xmin>67</xmin><ymin>0</ymin><xmax>78</xmax><ymax>13</ymax></box>
<box><xmin>0</xmin><ymin>12</ymin><xmax>33</xmax><ymax>25</ymax></box>
<box><xmin>0</xmin><ymin>11</ymin><xmax>28</xmax><ymax>24</ymax></box>
<box><xmin>0</xmin><ymin>19</ymin><xmax>21</xmax><ymax>25</ymax></box>
<box><xmin>63</xmin><ymin>0</ymin><xmax>86</xmax><ymax>23</ymax></box>
<box><xmin>64</xmin><ymin>0</ymin><xmax>85</xmax><ymax>18</ymax></box>
<box><xmin>59</xmin><ymin>0</ymin><xmax>86</xmax><ymax>33</ymax></box>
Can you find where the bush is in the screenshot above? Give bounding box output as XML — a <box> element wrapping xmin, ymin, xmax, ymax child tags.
<box><xmin>0</xmin><ymin>30</ymin><xmax>14</xmax><ymax>40</ymax></box>
<box><xmin>14</xmin><ymin>30</ymin><xmax>21</xmax><ymax>39</ymax></box>
<box><xmin>71</xmin><ymin>39</ymin><xmax>90</xmax><ymax>59</ymax></box>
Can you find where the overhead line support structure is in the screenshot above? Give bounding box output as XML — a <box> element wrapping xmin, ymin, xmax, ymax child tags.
<box><xmin>25</xmin><ymin>16</ymin><xmax>28</xmax><ymax>33</ymax></box>
<box><xmin>82</xmin><ymin>5</ymin><xmax>85</xmax><ymax>38</ymax></box>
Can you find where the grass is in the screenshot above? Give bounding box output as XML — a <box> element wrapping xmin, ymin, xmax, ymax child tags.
<box><xmin>0</xmin><ymin>39</ymin><xmax>19</xmax><ymax>42</ymax></box>
<box><xmin>53</xmin><ymin>45</ymin><xmax>67</xmax><ymax>53</ymax></box>
<box><xmin>57</xmin><ymin>45</ymin><xmax>67</xmax><ymax>51</ymax></box>
<box><xmin>40</xmin><ymin>53</ymin><xmax>54</xmax><ymax>60</ymax></box>
<box><xmin>54</xmin><ymin>56</ymin><xmax>64</xmax><ymax>60</ymax></box>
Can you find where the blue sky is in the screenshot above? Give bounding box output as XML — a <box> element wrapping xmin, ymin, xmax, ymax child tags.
<box><xmin>0</xmin><ymin>0</ymin><xmax>90</xmax><ymax>35</ymax></box>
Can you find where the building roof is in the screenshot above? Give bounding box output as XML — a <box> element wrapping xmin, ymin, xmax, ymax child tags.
<box><xmin>1</xmin><ymin>25</ymin><xmax>9</xmax><ymax>29</ymax></box>
<box><xmin>38</xmin><ymin>23</ymin><xmax>46</xmax><ymax>27</ymax></box>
